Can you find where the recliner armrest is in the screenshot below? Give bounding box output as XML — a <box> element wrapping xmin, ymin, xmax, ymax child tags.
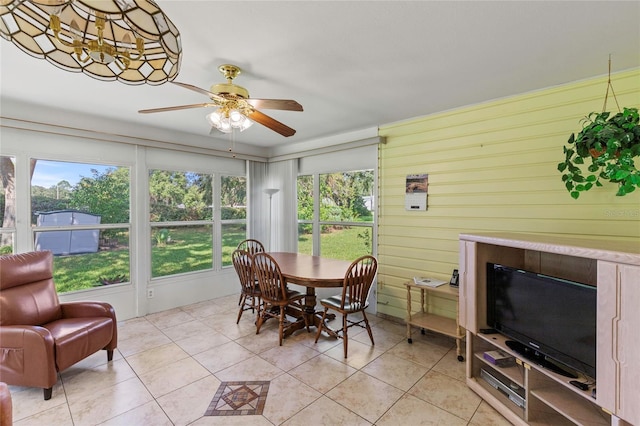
<box><xmin>60</xmin><ymin>302</ymin><xmax>118</xmax><ymax>350</ymax></box>
<box><xmin>0</xmin><ymin>326</ymin><xmax>57</xmax><ymax>389</ymax></box>
<box><xmin>60</xmin><ymin>301</ymin><xmax>116</xmax><ymax>320</ymax></box>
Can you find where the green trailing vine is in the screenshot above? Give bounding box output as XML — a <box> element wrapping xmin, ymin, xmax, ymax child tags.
<box><xmin>558</xmin><ymin>107</ymin><xmax>640</xmax><ymax>199</ymax></box>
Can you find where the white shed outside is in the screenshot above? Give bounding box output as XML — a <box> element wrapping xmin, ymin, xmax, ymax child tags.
<box><xmin>35</xmin><ymin>210</ymin><xmax>101</xmax><ymax>255</ymax></box>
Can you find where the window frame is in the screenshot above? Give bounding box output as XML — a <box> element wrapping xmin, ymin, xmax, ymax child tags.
<box><xmin>29</xmin><ymin>159</ymin><xmax>133</xmax><ymax>294</ymax></box>
<box><xmin>297</xmin><ymin>169</ymin><xmax>375</xmax><ymax>259</ymax></box>
<box><xmin>148</xmin><ymin>168</ymin><xmax>215</xmax><ymax>280</ymax></box>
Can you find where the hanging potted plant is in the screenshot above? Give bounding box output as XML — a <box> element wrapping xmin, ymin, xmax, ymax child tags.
<box><xmin>558</xmin><ymin>61</ymin><xmax>640</xmax><ymax>199</ymax></box>
<box><xmin>558</xmin><ymin>107</ymin><xmax>640</xmax><ymax>199</ymax></box>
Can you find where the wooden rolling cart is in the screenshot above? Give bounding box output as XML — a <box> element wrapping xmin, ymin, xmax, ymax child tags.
<box><xmin>405</xmin><ymin>280</ymin><xmax>465</xmax><ymax>361</ymax></box>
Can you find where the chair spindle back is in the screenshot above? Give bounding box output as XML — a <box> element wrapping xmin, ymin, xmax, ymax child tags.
<box><xmin>232</xmin><ymin>249</ymin><xmax>254</xmax><ymax>294</ymax></box>
<box><xmin>237</xmin><ymin>239</ymin><xmax>265</xmax><ymax>255</ymax></box>
<box><xmin>341</xmin><ymin>255</ymin><xmax>378</xmax><ymax>310</ymax></box>
<box><xmin>253</xmin><ymin>252</ymin><xmax>288</xmax><ymax>302</ymax></box>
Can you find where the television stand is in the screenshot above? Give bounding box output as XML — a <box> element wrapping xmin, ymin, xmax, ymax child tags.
<box><xmin>505</xmin><ymin>340</ymin><xmax>577</xmax><ymax>378</ymax></box>
<box><xmin>460</xmin><ymin>232</ymin><xmax>640</xmax><ymax>425</ymax></box>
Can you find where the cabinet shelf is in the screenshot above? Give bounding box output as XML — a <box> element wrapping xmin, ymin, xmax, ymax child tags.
<box><xmin>473</xmin><ymin>352</ymin><xmax>524</xmax><ymax>388</ymax></box>
<box><xmin>404</xmin><ymin>281</ymin><xmax>464</xmax><ymax>361</ymax></box>
<box><xmin>407</xmin><ymin>312</ymin><xmax>463</xmax><ymax>338</ymax></box>
<box><xmin>530</xmin><ymin>387</ymin><xmax>609</xmax><ymax>426</ymax></box>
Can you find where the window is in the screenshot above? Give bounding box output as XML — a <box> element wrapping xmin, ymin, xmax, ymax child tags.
<box><xmin>31</xmin><ymin>160</ymin><xmax>131</xmax><ymax>293</ymax></box>
<box><xmin>0</xmin><ymin>156</ymin><xmax>16</xmax><ymax>254</ymax></box>
<box><xmin>297</xmin><ymin>170</ymin><xmax>374</xmax><ymax>260</ymax></box>
<box><xmin>297</xmin><ymin>175</ymin><xmax>313</xmax><ymax>255</ymax></box>
<box><xmin>221</xmin><ymin>175</ymin><xmax>247</xmax><ymax>267</ymax></box>
<box><xmin>149</xmin><ymin>170</ymin><xmax>213</xmax><ymax>278</ymax></box>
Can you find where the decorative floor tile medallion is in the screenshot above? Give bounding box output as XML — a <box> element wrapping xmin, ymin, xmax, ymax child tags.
<box><xmin>205</xmin><ymin>381</ymin><xmax>270</xmax><ymax>416</ymax></box>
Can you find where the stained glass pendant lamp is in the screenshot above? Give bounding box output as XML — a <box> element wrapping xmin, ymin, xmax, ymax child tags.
<box><xmin>0</xmin><ymin>0</ymin><xmax>182</xmax><ymax>85</ymax></box>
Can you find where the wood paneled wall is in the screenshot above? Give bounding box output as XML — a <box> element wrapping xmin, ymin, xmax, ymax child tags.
<box><xmin>377</xmin><ymin>69</ymin><xmax>640</xmax><ymax>320</ymax></box>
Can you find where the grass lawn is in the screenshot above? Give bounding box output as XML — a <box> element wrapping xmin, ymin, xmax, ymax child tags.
<box><xmin>299</xmin><ymin>225</ymin><xmax>372</xmax><ymax>261</ymax></box>
<box><xmin>55</xmin><ymin>224</ymin><xmax>371</xmax><ymax>293</ymax></box>
<box><xmin>53</xmin><ymin>250</ymin><xmax>130</xmax><ymax>293</ymax></box>
<box><xmin>54</xmin><ymin>225</ymin><xmax>246</xmax><ymax>293</ymax></box>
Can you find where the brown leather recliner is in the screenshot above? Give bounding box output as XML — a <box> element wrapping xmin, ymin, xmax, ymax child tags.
<box><xmin>0</xmin><ymin>251</ymin><xmax>117</xmax><ymax>400</ymax></box>
<box><xmin>0</xmin><ymin>382</ymin><xmax>11</xmax><ymax>426</ymax></box>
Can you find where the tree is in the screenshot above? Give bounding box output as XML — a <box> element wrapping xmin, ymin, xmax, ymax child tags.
<box><xmin>297</xmin><ymin>175</ymin><xmax>314</xmax><ymax>221</ymax></box>
<box><xmin>319</xmin><ymin>171</ymin><xmax>374</xmax><ymax>222</ymax></box>
<box><xmin>1</xmin><ymin>157</ymin><xmax>36</xmax><ymax>248</ymax></box>
<box><xmin>221</xmin><ymin>176</ymin><xmax>246</xmax><ymax>207</ymax></box>
<box><xmin>69</xmin><ymin>167</ymin><xmax>130</xmax><ymax>223</ymax></box>
<box><xmin>149</xmin><ymin>170</ymin><xmax>212</xmax><ymax>221</ymax></box>
<box><xmin>54</xmin><ymin>180</ymin><xmax>72</xmax><ymax>199</ymax></box>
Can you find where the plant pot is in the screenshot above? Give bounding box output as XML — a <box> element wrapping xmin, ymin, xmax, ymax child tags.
<box><xmin>589</xmin><ymin>148</ymin><xmax>619</xmax><ymax>159</ymax></box>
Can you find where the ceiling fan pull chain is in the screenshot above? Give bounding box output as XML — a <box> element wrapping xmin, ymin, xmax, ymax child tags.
<box><xmin>229</xmin><ymin>131</ymin><xmax>237</xmax><ymax>158</ymax></box>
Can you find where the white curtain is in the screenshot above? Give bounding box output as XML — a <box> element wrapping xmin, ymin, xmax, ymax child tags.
<box><xmin>267</xmin><ymin>159</ymin><xmax>297</xmax><ymax>252</ymax></box>
<box><xmin>247</xmin><ymin>159</ymin><xmax>298</xmax><ymax>252</ymax></box>
<box><xmin>247</xmin><ymin>161</ymin><xmax>268</xmax><ymax>245</ymax></box>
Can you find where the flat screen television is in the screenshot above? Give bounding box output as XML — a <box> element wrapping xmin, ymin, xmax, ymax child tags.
<box><xmin>486</xmin><ymin>263</ymin><xmax>597</xmax><ymax>379</ymax></box>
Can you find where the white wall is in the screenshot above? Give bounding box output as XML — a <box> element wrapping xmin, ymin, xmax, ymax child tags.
<box><xmin>0</xmin><ymin>121</ymin><xmax>246</xmax><ymax>320</ymax></box>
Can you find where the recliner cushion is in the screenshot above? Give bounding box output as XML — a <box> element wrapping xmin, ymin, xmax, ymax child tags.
<box><xmin>0</xmin><ymin>280</ymin><xmax>62</xmax><ymax>326</ymax></box>
<box><xmin>0</xmin><ymin>251</ymin><xmax>62</xmax><ymax>326</ymax></box>
<box><xmin>0</xmin><ymin>251</ymin><xmax>53</xmax><ymax>290</ymax></box>
<box><xmin>43</xmin><ymin>318</ymin><xmax>114</xmax><ymax>371</ymax></box>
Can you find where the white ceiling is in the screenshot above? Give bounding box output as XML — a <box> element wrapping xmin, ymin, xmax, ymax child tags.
<box><xmin>1</xmin><ymin>1</ymin><xmax>639</xmax><ymax>154</ymax></box>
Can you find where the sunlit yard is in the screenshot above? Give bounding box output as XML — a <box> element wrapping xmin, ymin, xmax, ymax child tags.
<box><xmin>53</xmin><ymin>250</ymin><xmax>130</xmax><ymax>293</ymax></box>
<box><xmin>54</xmin><ymin>224</ymin><xmax>371</xmax><ymax>293</ymax></box>
<box><xmin>298</xmin><ymin>225</ymin><xmax>372</xmax><ymax>261</ymax></box>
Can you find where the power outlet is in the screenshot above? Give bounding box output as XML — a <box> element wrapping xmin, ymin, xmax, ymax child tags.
<box><xmin>147</xmin><ymin>289</ymin><xmax>154</xmax><ymax>298</ymax></box>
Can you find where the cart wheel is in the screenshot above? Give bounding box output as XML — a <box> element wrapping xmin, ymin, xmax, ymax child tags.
<box><xmin>457</xmin><ymin>355</ymin><xmax>464</xmax><ymax>362</ymax></box>
<box><xmin>408</xmin><ymin>338</ymin><xmax>413</xmax><ymax>344</ymax></box>
<box><xmin>420</xmin><ymin>328</ymin><xmax>426</xmax><ymax>335</ymax></box>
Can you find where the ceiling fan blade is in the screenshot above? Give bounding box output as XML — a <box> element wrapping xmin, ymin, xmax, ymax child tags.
<box><xmin>245</xmin><ymin>98</ymin><xmax>303</xmax><ymax>111</ymax></box>
<box><xmin>171</xmin><ymin>81</ymin><xmax>227</xmax><ymax>103</ymax></box>
<box><xmin>248</xmin><ymin>110</ymin><xmax>296</xmax><ymax>137</ymax></box>
<box><xmin>138</xmin><ymin>103</ymin><xmax>215</xmax><ymax>114</ymax></box>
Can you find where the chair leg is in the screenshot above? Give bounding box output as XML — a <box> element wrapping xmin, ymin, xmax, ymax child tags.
<box><xmin>256</xmin><ymin>305</ymin><xmax>266</xmax><ymax>334</ymax></box>
<box><xmin>43</xmin><ymin>387</ymin><xmax>52</xmax><ymax>400</ymax></box>
<box><xmin>255</xmin><ymin>297</ymin><xmax>262</xmax><ymax>315</ymax></box>
<box><xmin>107</xmin><ymin>349</ymin><xmax>114</xmax><ymax>362</ymax></box>
<box><xmin>236</xmin><ymin>294</ymin><xmax>247</xmax><ymax>324</ymax></box>
<box><xmin>362</xmin><ymin>311</ymin><xmax>374</xmax><ymax>346</ymax></box>
<box><xmin>278</xmin><ymin>306</ymin><xmax>285</xmax><ymax>346</ymax></box>
<box><xmin>343</xmin><ymin>314</ymin><xmax>349</xmax><ymax>358</ymax></box>
<box><xmin>314</xmin><ymin>308</ymin><xmax>328</xmax><ymax>343</ymax></box>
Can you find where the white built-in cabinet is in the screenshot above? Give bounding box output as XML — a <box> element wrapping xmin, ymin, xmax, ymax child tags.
<box><xmin>458</xmin><ymin>232</ymin><xmax>640</xmax><ymax>426</ymax></box>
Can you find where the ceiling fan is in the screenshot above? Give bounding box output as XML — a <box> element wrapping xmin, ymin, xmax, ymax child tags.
<box><xmin>139</xmin><ymin>64</ymin><xmax>303</xmax><ymax>137</ymax></box>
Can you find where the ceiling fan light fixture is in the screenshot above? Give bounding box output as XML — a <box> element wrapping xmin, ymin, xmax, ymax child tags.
<box><xmin>239</xmin><ymin>117</ymin><xmax>253</xmax><ymax>131</ymax></box>
<box><xmin>0</xmin><ymin>0</ymin><xmax>182</xmax><ymax>85</ymax></box>
<box><xmin>206</xmin><ymin>110</ymin><xmax>223</xmax><ymax>127</ymax></box>
<box><xmin>229</xmin><ymin>109</ymin><xmax>244</xmax><ymax>123</ymax></box>
<box><xmin>218</xmin><ymin>120</ymin><xmax>232</xmax><ymax>134</ymax></box>
<box><xmin>207</xmin><ymin>107</ymin><xmax>253</xmax><ymax>134</ymax></box>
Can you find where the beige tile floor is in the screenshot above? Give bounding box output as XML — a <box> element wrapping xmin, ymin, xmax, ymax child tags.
<box><xmin>8</xmin><ymin>294</ymin><xmax>512</xmax><ymax>425</ymax></box>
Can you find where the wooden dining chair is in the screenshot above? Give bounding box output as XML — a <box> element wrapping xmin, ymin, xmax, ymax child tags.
<box><xmin>232</xmin><ymin>249</ymin><xmax>261</xmax><ymax>324</ymax></box>
<box><xmin>314</xmin><ymin>255</ymin><xmax>378</xmax><ymax>357</ymax></box>
<box><xmin>253</xmin><ymin>252</ymin><xmax>308</xmax><ymax>345</ymax></box>
<box><xmin>237</xmin><ymin>239</ymin><xmax>265</xmax><ymax>255</ymax></box>
<box><xmin>235</xmin><ymin>239</ymin><xmax>264</xmax><ymax>306</ymax></box>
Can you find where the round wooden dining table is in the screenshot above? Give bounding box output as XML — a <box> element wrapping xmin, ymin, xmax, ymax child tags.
<box><xmin>268</xmin><ymin>252</ymin><xmax>351</xmax><ymax>335</ymax></box>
